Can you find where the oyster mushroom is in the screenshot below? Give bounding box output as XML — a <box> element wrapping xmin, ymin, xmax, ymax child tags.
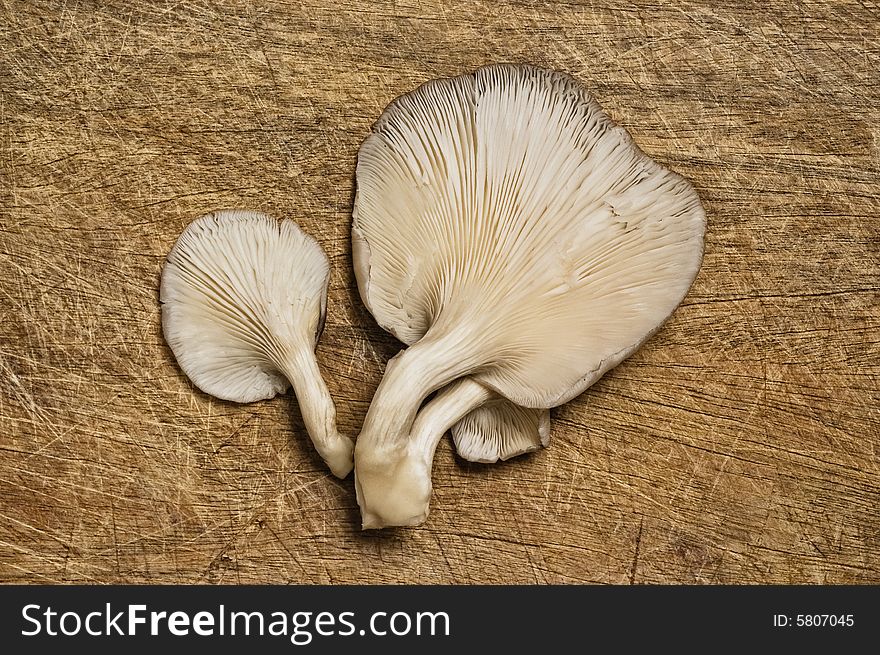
<box><xmin>160</xmin><ymin>210</ymin><xmax>354</xmax><ymax>478</ymax></box>
<box><xmin>448</xmin><ymin>388</ymin><xmax>550</xmax><ymax>463</ymax></box>
<box><xmin>352</xmin><ymin>64</ymin><xmax>706</xmax><ymax>527</ymax></box>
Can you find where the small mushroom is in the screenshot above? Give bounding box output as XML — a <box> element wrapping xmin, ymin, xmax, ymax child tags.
<box><xmin>160</xmin><ymin>210</ymin><xmax>354</xmax><ymax>478</ymax></box>
<box><xmin>352</xmin><ymin>64</ymin><xmax>706</xmax><ymax>527</ymax></box>
<box><xmin>448</xmin><ymin>386</ymin><xmax>551</xmax><ymax>464</ymax></box>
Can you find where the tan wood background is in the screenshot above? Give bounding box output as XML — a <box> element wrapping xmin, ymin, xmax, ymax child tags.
<box><xmin>1</xmin><ymin>0</ymin><xmax>878</xmax><ymax>584</ymax></box>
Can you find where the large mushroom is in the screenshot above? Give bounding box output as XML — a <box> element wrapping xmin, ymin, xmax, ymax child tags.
<box><xmin>352</xmin><ymin>64</ymin><xmax>706</xmax><ymax>528</ymax></box>
<box><xmin>160</xmin><ymin>210</ymin><xmax>354</xmax><ymax>478</ymax></box>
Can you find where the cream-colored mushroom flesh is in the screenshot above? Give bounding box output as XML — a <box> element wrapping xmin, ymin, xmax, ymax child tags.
<box><xmin>451</xmin><ymin>397</ymin><xmax>550</xmax><ymax>463</ymax></box>
<box><xmin>353</xmin><ymin>377</ymin><xmax>550</xmax><ymax>528</ymax></box>
<box><xmin>354</xmin><ymin>207</ymin><xmax>550</xmax><ymax>466</ymax></box>
<box><xmin>353</xmin><ymin>64</ymin><xmax>706</xmax><ymax>527</ymax></box>
<box><xmin>160</xmin><ymin>210</ymin><xmax>353</xmax><ymax>478</ymax></box>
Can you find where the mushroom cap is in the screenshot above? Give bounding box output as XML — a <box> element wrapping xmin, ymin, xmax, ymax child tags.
<box><xmin>160</xmin><ymin>209</ymin><xmax>330</xmax><ymax>403</ymax></box>
<box><xmin>353</xmin><ymin>64</ymin><xmax>705</xmax><ymax>409</ymax></box>
<box><xmin>451</xmin><ymin>401</ymin><xmax>550</xmax><ymax>463</ymax></box>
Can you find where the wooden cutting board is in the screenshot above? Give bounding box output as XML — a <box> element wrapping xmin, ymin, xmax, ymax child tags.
<box><xmin>1</xmin><ymin>0</ymin><xmax>877</xmax><ymax>584</ymax></box>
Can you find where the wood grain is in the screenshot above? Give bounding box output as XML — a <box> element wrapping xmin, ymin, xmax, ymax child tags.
<box><xmin>1</xmin><ymin>0</ymin><xmax>877</xmax><ymax>584</ymax></box>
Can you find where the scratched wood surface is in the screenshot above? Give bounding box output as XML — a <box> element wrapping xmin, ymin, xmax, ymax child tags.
<box><xmin>1</xmin><ymin>0</ymin><xmax>878</xmax><ymax>584</ymax></box>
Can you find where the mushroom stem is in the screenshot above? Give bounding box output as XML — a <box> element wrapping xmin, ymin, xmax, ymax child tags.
<box><xmin>354</xmin><ymin>339</ymin><xmax>483</xmax><ymax>528</ymax></box>
<box><xmin>281</xmin><ymin>350</ymin><xmax>354</xmax><ymax>479</ymax></box>
<box><xmin>409</xmin><ymin>378</ymin><xmax>495</xmax><ymax>460</ymax></box>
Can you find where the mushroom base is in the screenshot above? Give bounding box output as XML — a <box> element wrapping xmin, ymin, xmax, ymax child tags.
<box><xmin>354</xmin><ymin>448</ymin><xmax>433</xmax><ymax>529</ymax></box>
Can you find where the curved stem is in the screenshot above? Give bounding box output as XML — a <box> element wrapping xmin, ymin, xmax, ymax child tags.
<box><xmin>358</xmin><ymin>342</ymin><xmax>450</xmax><ymax>449</ymax></box>
<box><xmin>409</xmin><ymin>378</ymin><xmax>494</xmax><ymax>464</ymax></box>
<box><xmin>355</xmin><ymin>337</ymin><xmax>489</xmax><ymax>528</ymax></box>
<box><xmin>283</xmin><ymin>349</ymin><xmax>354</xmax><ymax>479</ymax></box>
